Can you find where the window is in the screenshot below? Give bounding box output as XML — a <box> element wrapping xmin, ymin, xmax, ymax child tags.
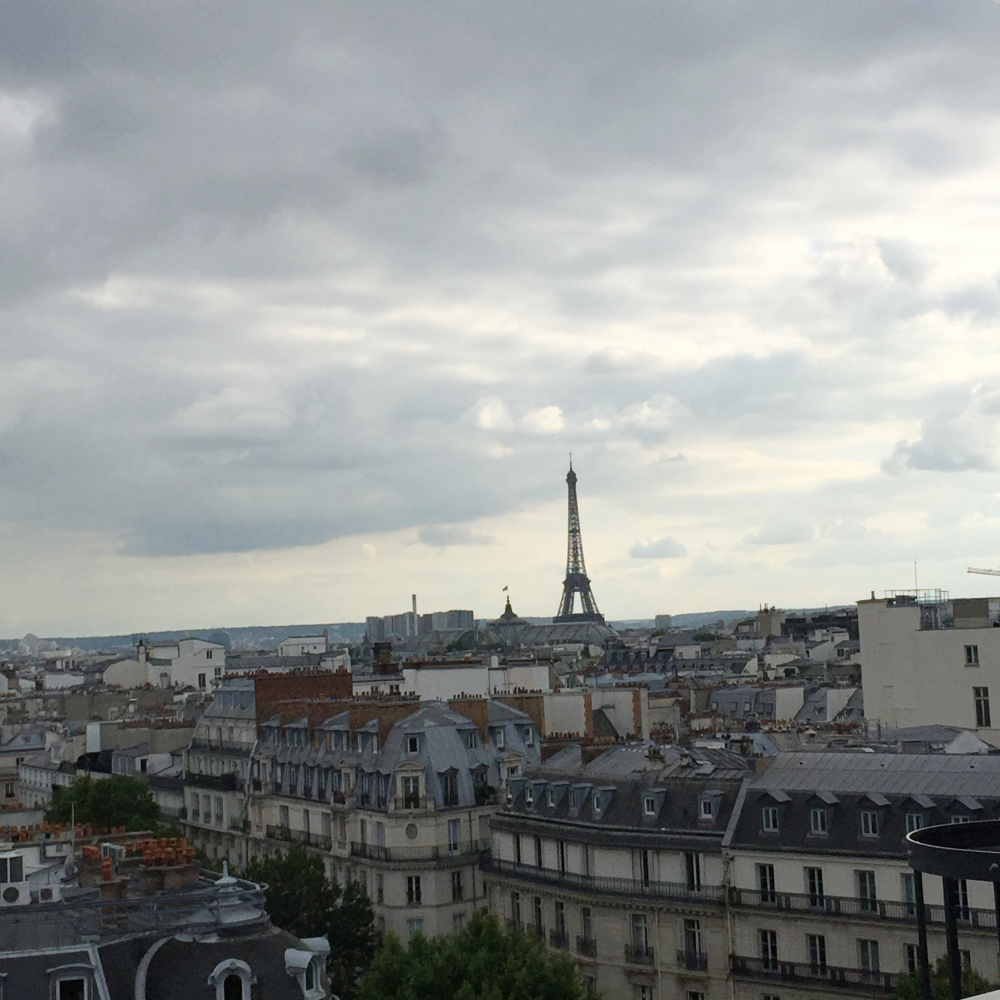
<box><xmin>406</xmin><ymin>919</ymin><xmax>423</xmax><ymax>936</ymax></box>
<box><xmin>952</xmin><ymin>815</ymin><xmax>971</xmax><ymax>824</ymax></box>
<box><xmin>453</xmin><ymin>913</ymin><xmax>465</xmax><ymax>933</ymax></box>
<box><xmin>546</xmin><ymin>787</ymin><xmax>554</xmax><ymax>807</ymax></box>
<box><xmin>206</xmin><ymin>649</ymin><xmax>213</xmax><ymax>660</ymax></box>
<box><xmin>958</xmin><ymin>879</ymin><xmax>970</xmax><ymax>920</ymax></box>
<box><xmin>406</xmin><ymin>875</ymin><xmax>421</xmax><ymax>904</ymax></box>
<box><xmin>858</xmin><ymin>939</ymin><xmax>880</xmax><ymax>974</ymax></box>
<box><xmin>514</xmin><ymin>834</ymin><xmax>522</xmax><ymax>864</ymax></box>
<box><xmin>966</xmin><ymin>645</ymin><xmax>980</xmax><ymax>666</ymax></box>
<box><xmin>809</xmin><ymin>808</ymin><xmax>828</xmax><ymax>835</ymax></box>
<box><xmin>630</xmin><ymin>913</ymin><xmax>648</xmax><ymax>950</ymax></box>
<box><xmin>634</xmin><ymin>987</ymin><xmax>652</xmax><ymax>1000</ymax></box>
<box><xmin>58</xmin><ymin>981</ymin><xmax>86</xmax><ymax>1000</ymax></box>
<box><xmin>442</xmin><ymin>772</ymin><xmax>459</xmax><ymax>807</ymax></box>
<box><xmin>451</xmin><ymin>870</ymin><xmax>463</xmax><ymax>901</ymax></box>
<box><xmin>214</xmin><ymin>796</ymin><xmax>224</xmax><ymax>824</ymax></box>
<box><xmin>376</xmin><ymin>873</ymin><xmax>384</xmax><ymax>904</ymax></box>
<box><xmin>683</xmin><ymin>917</ymin><xmax>702</xmax><ymax>956</ymax></box>
<box><xmin>636</xmin><ymin>848</ymin><xmax>651</xmax><ymax>886</ymax></box>
<box><xmin>901</xmin><ymin>873</ymin><xmax>916</xmax><ymax>915</ymax></box>
<box><xmin>198</xmin><ymin>673</ymin><xmax>206</xmax><ymax>690</ymax></box>
<box><xmin>860</xmin><ymin>810</ymin><xmax>879</xmax><ymax>837</ymax></box>
<box><xmin>448</xmin><ymin>818</ymin><xmax>460</xmax><ymax>853</ymax></box>
<box><xmin>757</xmin><ymin>863</ymin><xmax>776</xmax><ymax>904</ymax></box>
<box><xmin>685</xmin><ymin>852</ymin><xmax>702</xmax><ymax>890</ymax></box>
<box><xmin>279</xmin><ymin>804</ymin><xmax>289</xmax><ymax>828</ymax></box>
<box><xmin>807</xmin><ymin>934</ymin><xmax>827</xmax><ymax>973</ymax></box>
<box><xmin>511</xmin><ymin>891</ymin><xmax>521</xmax><ymax>924</ymax></box>
<box><xmin>533</xmin><ymin>895</ymin><xmax>543</xmax><ymax>931</ymax></box>
<box><xmin>464</xmin><ymin>730</ymin><xmax>477</xmax><ymax>749</ymax></box>
<box><xmin>905</xmin><ymin>813</ymin><xmax>924</xmax><ymax>834</ymax></box>
<box><xmin>558</xmin><ymin>840</ymin><xmax>567</xmax><ymax>873</ymax></box>
<box><xmin>759</xmin><ymin>928</ymin><xmax>778</xmax><ymax>971</ymax></box>
<box><xmin>534</xmin><ymin>835</ymin><xmax>543</xmax><ymax>867</ymax></box>
<box><xmin>805</xmin><ymin>867</ymin><xmax>825</xmax><ymax>907</ymax></box>
<box><xmin>857</xmin><ymin>870</ymin><xmax>877</xmax><ymax>912</ymax></box>
<box><xmin>904</xmin><ymin>943</ymin><xmax>918</xmax><ymax>973</ymax></box>
<box><xmin>401</xmin><ymin>776</ymin><xmax>420</xmax><ymax>808</ymax></box>
<box><xmin>524</xmin><ymin>726</ymin><xmax>535</xmax><ymax>747</ymax></box>
<box><xmin>224</xmin><ymin>974</ymin><xmax>243</xmax><ymax>1000</ymax></box>
<box><xmin>582</xmin><ymin>906</ymin><xmax>593</xmax><ymax>941</ymax></box>
<box><xmin>192</xmin><ymin>796</ymin><xmax>200</xmax><ymax>820</ymax></box>
<box><xmin>204</xmin><ymin>794</ymin><xmax>212</xmax><ymax>822</ymax></box>
<box><xmin>407</xmin><ymin>735</ymin><xmax>419</xmax><ymax>753</ymax></box>
<box><xmin>495</xmin><ymin>728</ymin><xmax>505</xmax><ymax>749</ymax></box>
<box><xmin>700</xmin><ymin>798</ymin><xmax>713</xmax><ymax>819</ymax></box>
<box><xmin>761</xmin><ymin>806</ymin><xmax>779</xmax><ymax>832</ymax></box>
<box><xmin>643</xmin><ymin>795</ymin><xmax>656</xmax><ymax>815</ymax></box>
<box><xmin>525</xmin><ymin>786</ymin><xmax>534</xmax><ymax>806</ymax></box>
<box><xmin>555</xmin><ymin>900</ymin><xmax>566</xmax><ymax>935</ymax></box>
<box><xmin>592</xmin><ymin>792</ymin><xmax>601</xmax><ymax>813</ymax></box>
<box><xmin>687</xmin><ymin>993</ymin><xmax>705</xmax><ymax>1000</ymax></box>
<box><xmin>975</xmin><ymin>687</ymin><xmax>992</xmax><ymax>727</ymax></box>
<box><xmin>3</xmin><ymin>782</ymin><xmax>13</xmax><ymax>799</ymax></box>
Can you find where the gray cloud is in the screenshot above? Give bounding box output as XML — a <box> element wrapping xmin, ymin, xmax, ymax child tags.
<box><xmin>1</xmin><ymin>0</ymin><xmax>1000</xmax><ymax>619</ymax></box>
<box><xmin>630</xmin><ymin>537</ymin><xmax>687</xmax><ymax>559</ymax></box>
<box><xmin>418</xmin><ymin>525</ymin><xmax>493</xmax><ymax>548</ymax></box>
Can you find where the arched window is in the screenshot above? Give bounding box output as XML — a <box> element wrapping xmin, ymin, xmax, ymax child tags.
<box><xmin>207</xmin><ymin>959</ymin><xmax>254</xmax><ymax>1000</ymax></box>
<box><xmin>224</xmin><ymin>975</ymin><xmax>242</xmax><ymax>1000</ymax></box>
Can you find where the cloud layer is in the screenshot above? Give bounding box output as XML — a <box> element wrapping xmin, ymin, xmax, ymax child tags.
<box><xmin>4</xmin><ymin>1</ymin><xmax>1000</xmax><ymax>632</ymax></box>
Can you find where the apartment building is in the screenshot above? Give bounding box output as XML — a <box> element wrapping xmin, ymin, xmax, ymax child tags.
<box><xmin>485</xmin><ymin>744</ymin><xmax>750</xmax><ymax>1000</ymax></box>
<box><xmin>860</xmin><ymin>593</ymin><xmax>1000</xmax><ymax>743</ymax></box>
<box><xmin>182</xmin><ymin>677</ymin><xmax>256</xmax><ymax>866</ymax></box>
<box><xmin>726</xmin><ymin>752</ymin><xmax>1000</xmax><ymax>1000</ymax></box>
<box><xmin>247</xmin><ymin>697</ymin><xmax>540</xmax><ymax>938</ymax></box>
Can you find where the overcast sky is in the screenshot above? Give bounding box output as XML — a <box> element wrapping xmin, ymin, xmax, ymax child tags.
<box><xmin>4</xmin><ymin>1</ymin><xmax>1000</xmax><ymax>636</ymax></box>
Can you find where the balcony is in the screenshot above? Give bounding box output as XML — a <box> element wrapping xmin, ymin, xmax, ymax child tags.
<box><xmin>351</xmin><ymin>839</ymin><xmax>489</xmax><ymax>863</ymax></box>
<box><xmin>576</xmin><ymin>936</ymin><xmax>597</xmax><ymax>958</ymax></box>
<box><xmin>393</xmin><ymin>795</ymin><xmax>430</xmax><ymax>811</ymax></box>
<box><xmin>729</xmin><ymin>887</ymin><xmax>997</xmax><ymax>931</ymax></box>
<box><xmin>264</xmin><ymin>826</ymin><xmax>332</xmax><ymax>850</ymax></box>
<box><xmin>624</xmin><ymin>944</ymin><xmax>654</xmax><ymax>965</ymax></box>
<box><xmin>677</xmin><ymin>949</ymin><xmax>708</xmax><ymax>971</ymax></box>
<box><xmin>184</xmin><ymin>771</ymin><xmax>243</xmax><ymax>792</ymax></box>
<box><xmin>549</xmin><ymin>929</ymin><xmax>569</xmax><ymax>950</ymax></box>
<box><xmin>188</xmin><ymin>737</ymin><xmax>255</xmax><ymax>753</ymax></box>
<box><xmin>481</xmin><ymin>857</ymin><xmax>725</xmax><ymax>905</ymax></box>
<box><xmin>731</xmin><ymin>955</ymin><xmax>897</xmax><ymax>994</ymax></box>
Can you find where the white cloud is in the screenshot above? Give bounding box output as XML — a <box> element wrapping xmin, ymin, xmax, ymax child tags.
<box><xmin>630</xmin><ymin>537</ymin><xmax>687</xmax><ymax>559</ymax></box>
<box><xmin>522</xmin><ymin>406</ymin><xmax>565</xmax><ymax>434</ymax></box>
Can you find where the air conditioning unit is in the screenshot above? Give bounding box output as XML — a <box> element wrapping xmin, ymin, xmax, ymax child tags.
<box><xmin>0</xmin><ymin>884</ymin><xmax>30</xmax><ymax>907</ymax></box>
<box><xmin>37</xmin><ymin>885</ymin><xmax>61</xmax><ymax>903</ymax></box>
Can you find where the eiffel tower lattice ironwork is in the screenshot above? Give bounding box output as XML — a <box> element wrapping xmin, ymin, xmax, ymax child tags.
<box><xmin>553</xmin><ymin>461</ymin><xmax>605</xmax><ymax>623</ymax></box>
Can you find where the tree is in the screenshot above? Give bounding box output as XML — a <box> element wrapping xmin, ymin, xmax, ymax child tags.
<box><xmin>242</xmin><ymin>844</ymin><xmax>378</xmax><ymax>1000</ymax></box>
<box><xmin>47</xmin><ymin>776</ymin><xmax>160</xmax><ymax>831</ymax></box>
<box><xmin>360</xmin><ymin>911</ymin><xmax>599</xmax><ymax>1000</ymax></box>
<box><xmin>890</xmin><ymin>956</ymin><xmax>997</xmax><ymax>999</ymax></box>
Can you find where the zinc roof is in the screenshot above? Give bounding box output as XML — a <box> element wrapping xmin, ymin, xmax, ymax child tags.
<box><xmin>755</xmin><ymin>751</ymin><xmax>1000</xmax><ymax>796</ymax></box>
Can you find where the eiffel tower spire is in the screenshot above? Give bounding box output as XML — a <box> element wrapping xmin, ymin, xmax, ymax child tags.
<box><xmin>554</xmin><ymin>459</ymin><xmax>605</xmax><ymax>623</ymax></box>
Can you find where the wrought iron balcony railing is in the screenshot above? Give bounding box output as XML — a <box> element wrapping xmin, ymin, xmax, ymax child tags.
<box><xmin>730</xmin><ymin>955</ymin><xmax>897</xmax><ymax>994</ymax></box>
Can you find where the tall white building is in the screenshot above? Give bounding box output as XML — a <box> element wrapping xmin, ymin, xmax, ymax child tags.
<box><xmin>860</xmin><ymin>593</ymin><xmax>1000</xmax><ymax>744</ymax></box>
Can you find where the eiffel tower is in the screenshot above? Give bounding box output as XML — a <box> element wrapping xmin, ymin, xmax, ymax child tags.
<box><xmin>553</xmin><ymin>460</ymin><xmax>605</xmax><ymax>624</ymax></box>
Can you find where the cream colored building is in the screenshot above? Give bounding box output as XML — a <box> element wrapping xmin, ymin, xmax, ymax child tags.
<box><xmin>860</xmin><ymin>594</ymin><xmax>1000</xmax><ymax>743</ymax></box>
<box><xmin>485</xmin><ymin>744</ymin><xmax>748</xmax><ymax>1000</ymax></box>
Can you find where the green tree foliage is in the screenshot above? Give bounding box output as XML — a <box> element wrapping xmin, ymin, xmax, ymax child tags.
<box><xmin>360</xmin><ymin>911</ymin><xmax>599</xmax><ymax>1000</ymax></box>
<box><xmin>890</xmin><ymin>956</ymin><xmax>997</xmax><ymax>999</ymax></box>
<box><xmin>242</xmin><ymin>844</ymin><xmax>378</xmax><ymax>1000</ymax></box>
<box><xmin>47</xmin><ymin>776</ymin><xmax>160</xmax><ymax>831</ymax></box>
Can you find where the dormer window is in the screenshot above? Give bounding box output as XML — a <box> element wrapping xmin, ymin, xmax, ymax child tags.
<box><xmin>906</xmin><ymin>813</ymin><xmax>924</xmax><ymax>834</ymax></box>
<box><xmin>208</xmin><ymin>959</ymin><xmax>255</xmax><ymax>1000</ymax></box>
<box><xmin>593</xmin><ymin>792</ymin><xmax>601</xmax><ymax>814</ymax></box>
<box><xmin>700</xmin><ymin>799</ymin><xmax>713</xmax><ymax>819</ymax></box>
<box><xmin>546</xmin><ymin>788</ymin><xmax>554</xmax><ymax>807</ymax></box>
<box><xmin>810</xmin><ymin>808</ymin><xmax>828</xmax><ymax>835</ymax></box>
<box><xmin>761</xmin><ymin>806</ymin><xmax>779</xmax><ymax>832</ymax></box>
<box><xmin>495</xmin><ymin>728</ymin><xmax>505</xmax><ymax>750</ymax></box>
<box><xmin>525</xmin><ymin>786</ymin><xmax>533</xmax><ymax>806</ymax></box>
<box><xmin>464</xmin><ymin>730</ymin><xmax>477</xmax><ymax>749</ymax></box>
<box><xmin>407</xmin><ymin>735</ymin><xmax>419</xmax><ymax>753</ymax></box>
<box><xmin>524</xmin><ymin>727</ymin><xmax>535</xmax><ymax>747</ymax></box>
<box><xmin>643</xmin><ymin>796</ymin><xmax>656</xmax><ymax>816</ymax></box>
<box><xmin>860</xmin><ymin>810</ymin><xmax>879</xmax><ymax>837</ymax></box>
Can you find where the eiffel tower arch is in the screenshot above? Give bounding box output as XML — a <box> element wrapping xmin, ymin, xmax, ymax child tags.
<box><xmin>553</xmin><ymin>461</ymin><xmax>606</xmax><ymax>624</ymax></box>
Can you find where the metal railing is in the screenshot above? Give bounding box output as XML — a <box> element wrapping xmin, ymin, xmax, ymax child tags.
<box><xmin>351</xmin><ymin>839</ymin><xmax>489</xmax><ymax>863</ymax></box>
<box><xmin>549</xmin><ymin>929</ymin><xmax>569</xmax><ymax>949</ymax></box>
<box><xmin>677</xmin><ymin>949</ymin><xmax>708</xmax><ymax>971</ymax></box>
<box><xmin>481</xmin><ymin>858</ymin><xmax>725</xmax><ymax>904</ymax></box>
<box><xmin>729</xmin><ymin>887</ymin><xmax>997</xmax><ymax>930</ymax></box>
<box><xmin>625</xmin><ymin>943</ymin><xmax>654</xmax><ymax>965</ymax></box>
<box><xmin>393</xmin><ymin>795</ymin><xmax>430</xmax><ymax>811</ymax></box>
<box><xmin>263</xmin><ymin>826</ymin><xmax>332</xmax><ymax>850</ymax></box>
<box><xmin>731</xmin><ymin>955</ymin><xmax>897</xmax><ymax>994</ymax></box>
<box><xmin>576</xmin><ymin>936</ymin><xmax>597</xmax><ymax>958</ymax></box>
<box><xmin>184</xmin><ymin>771</ymin><xmax>243</xmax><ymax>792</ymax></box>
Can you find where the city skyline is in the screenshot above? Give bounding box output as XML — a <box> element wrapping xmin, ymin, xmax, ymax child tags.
<box><xmin>5</xmin><ymin>2</ymin><xmax>1000</xmax><ymax>635</ymax></box>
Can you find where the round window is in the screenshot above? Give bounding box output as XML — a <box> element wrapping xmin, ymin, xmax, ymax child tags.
<box><xmin>406</xmin><ymin>823</ymin><xmax>418</xmax><ymax>840</ymax></box>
